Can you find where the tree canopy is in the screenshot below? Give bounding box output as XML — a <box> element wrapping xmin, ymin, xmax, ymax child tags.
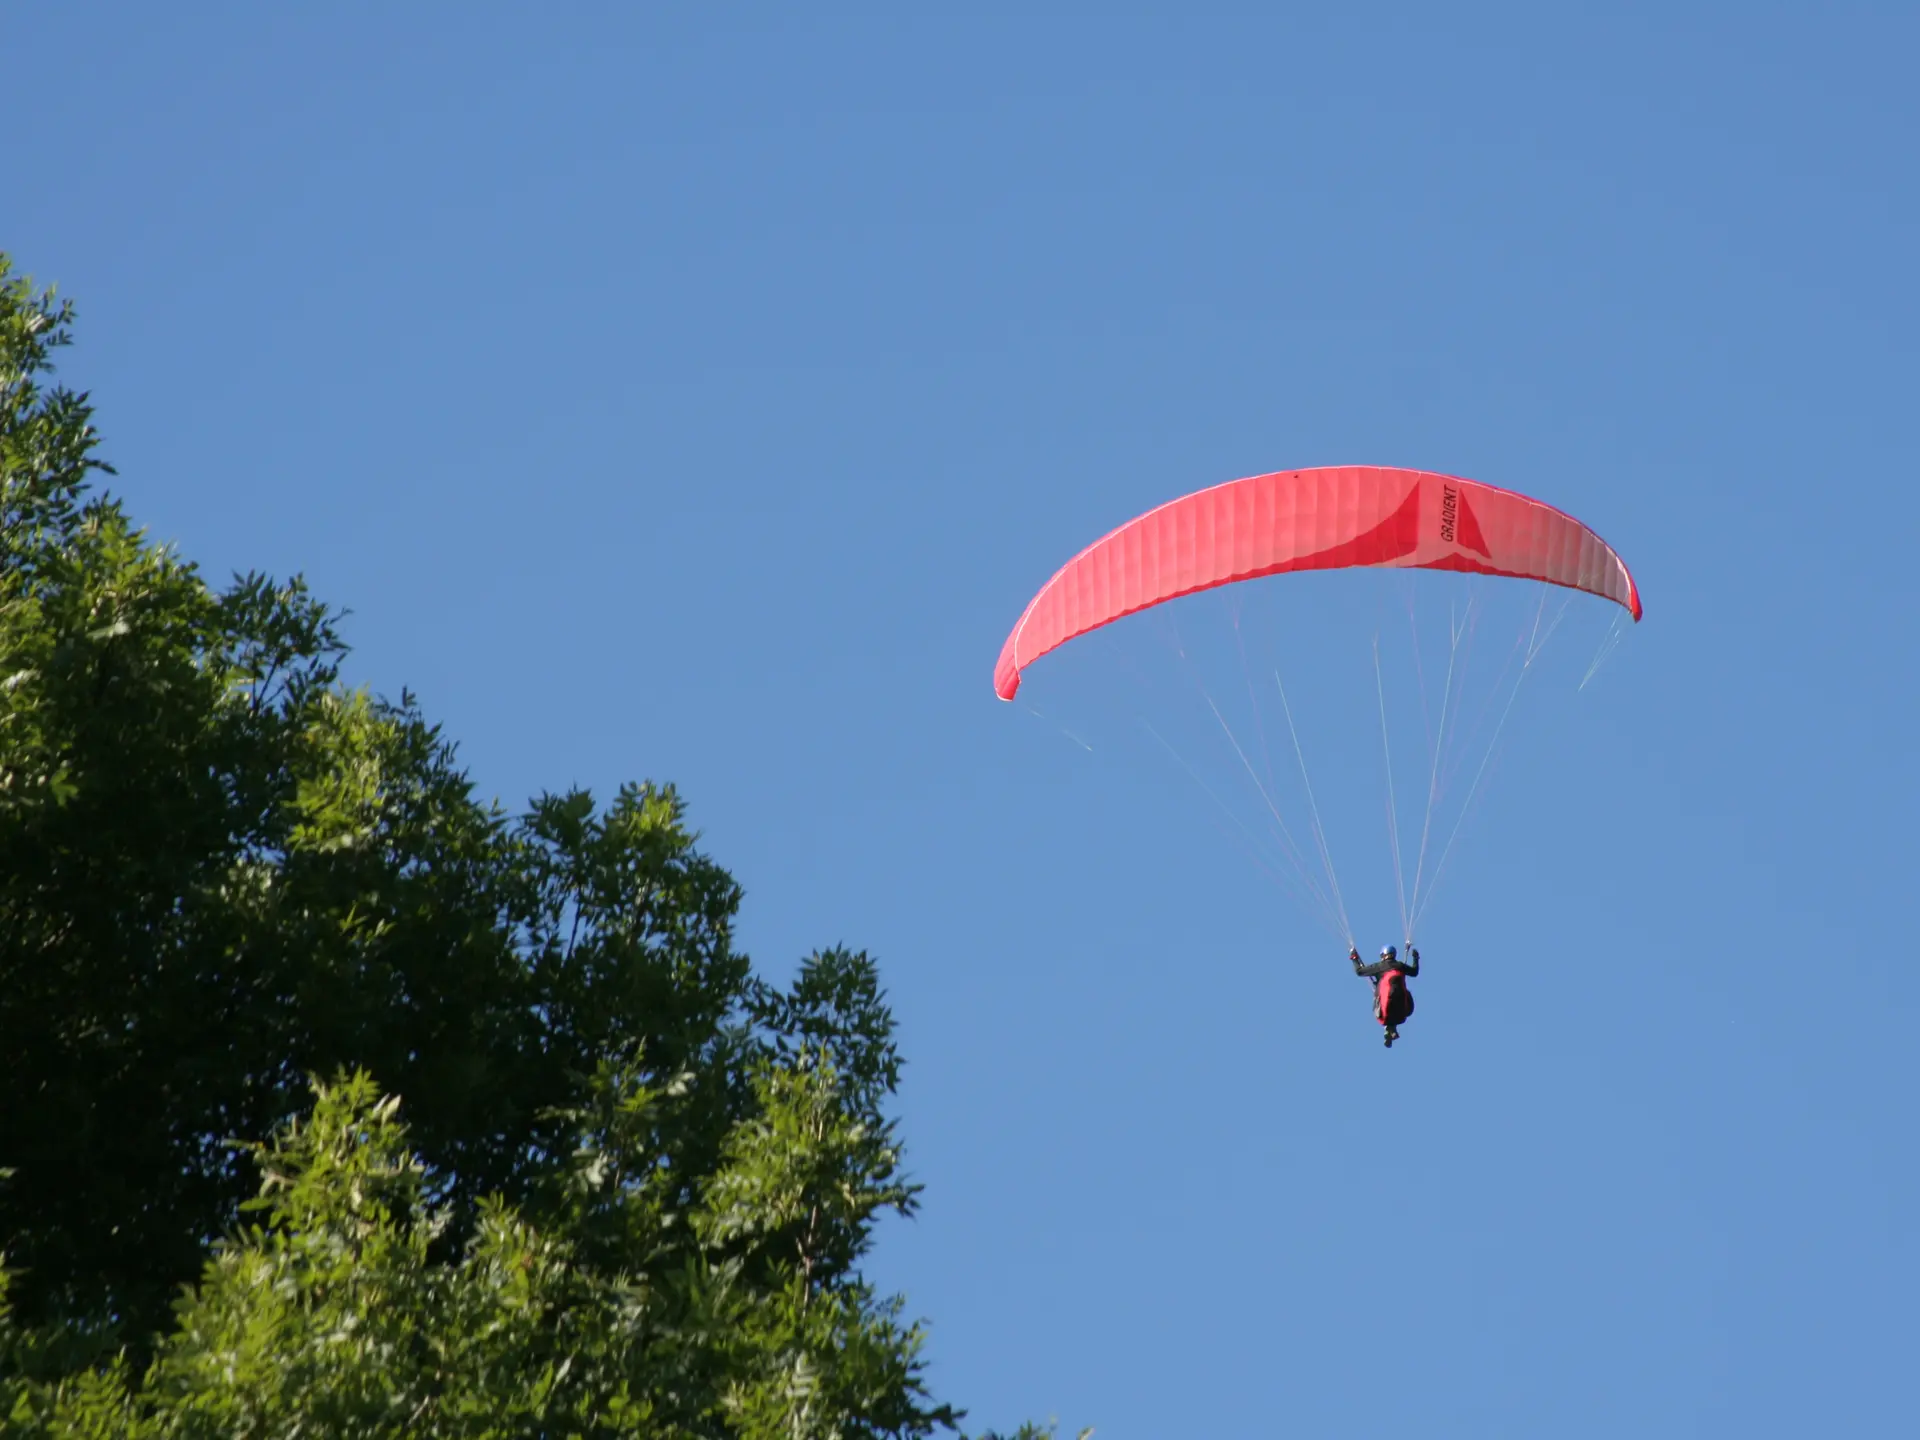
<box><xmin>0</xmin><ymin>257</ymin><xmax>1071</xmax><ymax>1439</ymax></box>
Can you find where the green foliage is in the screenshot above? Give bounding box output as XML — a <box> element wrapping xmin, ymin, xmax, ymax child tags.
<box><xmin>2</xmin><ymin>1072</ymin><xmax>1078</xmax><ymax>1437</ymax></box>
<box><xmin>0</xmin><ymin>256</ymin><xmax>1070</xmax><ymax>1437</ymax></box>
<box><xmin>2</xmin><ymin>1061</ymin><xmax>940</xmax><ymax>1438</ymax></box>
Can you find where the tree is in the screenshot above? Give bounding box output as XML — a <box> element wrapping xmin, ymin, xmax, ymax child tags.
<box><xmin>0</xmin><ymin>258</ymin><xmax>1076</xmax><ymax>1436</ymax></box>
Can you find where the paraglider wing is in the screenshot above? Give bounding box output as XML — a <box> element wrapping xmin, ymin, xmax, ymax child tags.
<box><xmin>993</xmin><ymin>465</ymin><xmax>1641</xmax><ymax>700</ymax></box>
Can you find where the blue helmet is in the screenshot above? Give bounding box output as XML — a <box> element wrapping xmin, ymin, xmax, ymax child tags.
<box><xmin>1379</xmin><ymin>945</ymin><xmax>1397</xmax><ymax>962</ymax></box>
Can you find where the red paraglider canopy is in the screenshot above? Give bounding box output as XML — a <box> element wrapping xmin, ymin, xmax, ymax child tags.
<box><xmin>994</xmin><ymin>466</ymin><xmax>1640</xmax><ymax>701</ymax></box>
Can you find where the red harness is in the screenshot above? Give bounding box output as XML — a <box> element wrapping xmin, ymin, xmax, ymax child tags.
<box><xmin>1375</xmin><ymin>968</ymin><xmax>1414</xmax><ymax>1026</ymax></box>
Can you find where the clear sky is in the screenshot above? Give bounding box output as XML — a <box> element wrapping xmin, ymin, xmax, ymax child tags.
<box><xmin>13</xmin><ymin>4</ymin><xmax>1917</xmax><ymax>1434</ymax></box>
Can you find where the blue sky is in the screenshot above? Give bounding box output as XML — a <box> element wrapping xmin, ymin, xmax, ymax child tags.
<box><xmin>13</xmin><ymin>4</ymin><xmax>1917</xmax><ymax>1434</ymax></box>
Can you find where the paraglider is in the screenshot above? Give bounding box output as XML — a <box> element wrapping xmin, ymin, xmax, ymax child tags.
<box><xmin>1350</xmin><ymin>944</ymin><xmax>1420</xmax><ymax>1048</ymax></box>
<box><xmin>993</xmin><ymin>465</ymin><xmax>1640</xmax><ymax>1049</ymax></box>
